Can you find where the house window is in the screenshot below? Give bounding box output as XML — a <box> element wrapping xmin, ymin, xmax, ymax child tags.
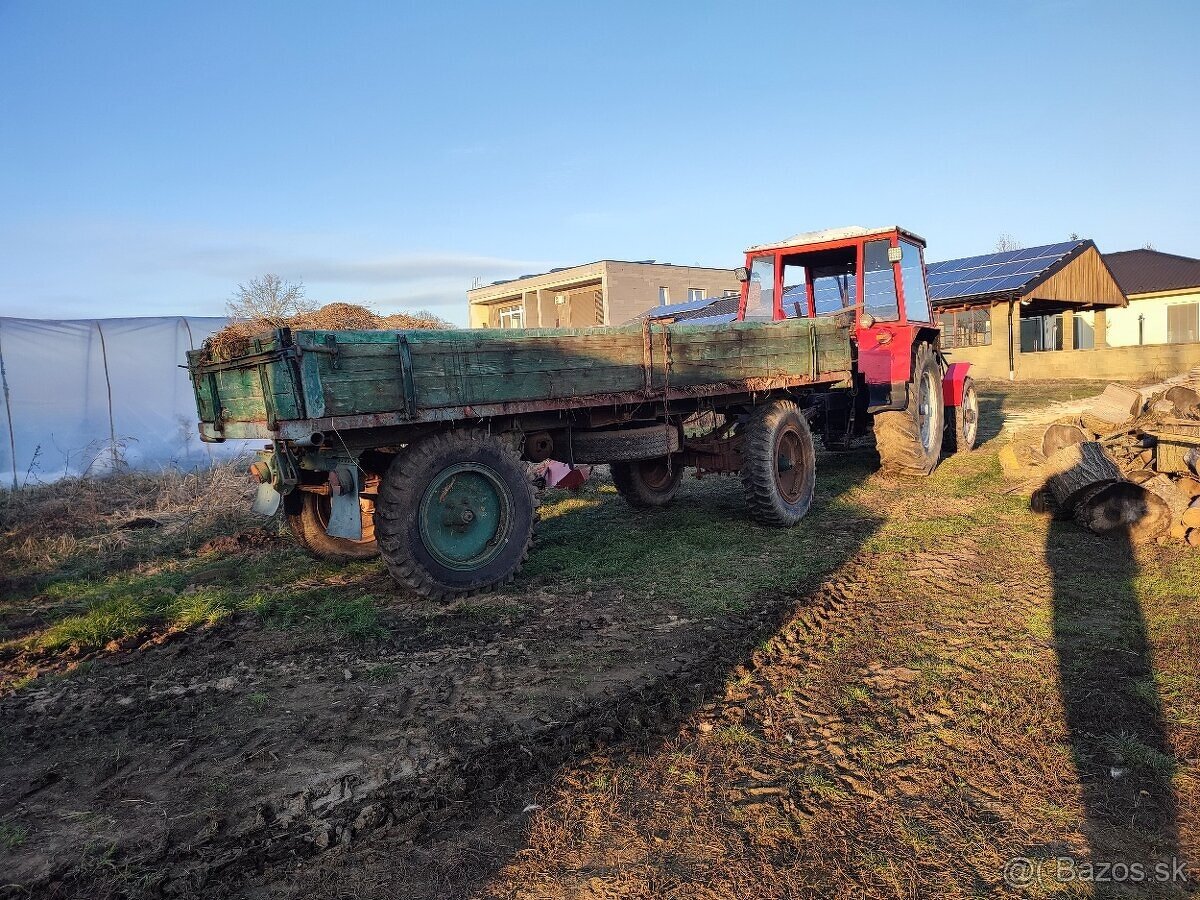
<box><xmin>497</xmin><ymin>304</ymin><xmax>523</xmax><ymax>329</ymax></box>
<box><xmin>938</xmin><ymin>308</ymin><xmax>991</xmax><ymax>349</ymax></box>
<box><xmin>687</xmin><ymin>288</ymin><xmax>705</xmax><ymax>303</ymax></box>
<box><xmin>1167</xmin><ymin>303</ymin><xmax>1199</xmax><ymax>344</ymax></box>
<box><xmin>1073</xmin><ymin>313</ymin><xmax>1095</xmax><ymax>350</ymax></box>
<box><xmin>1020</xmin><ymin>314</ymin><xmax>1063</xmax><ymax>352</ymax></box>
<box><xmin>659</xmin><ymin>286</ymin><xmax>670</xmax><ymax>305</ymax></box>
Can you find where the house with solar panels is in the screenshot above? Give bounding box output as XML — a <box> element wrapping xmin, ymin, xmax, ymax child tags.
<box><xmin>927</xmin><ymin>239</ymin><xmax>1132</xmax><ymax>380</ymax></box>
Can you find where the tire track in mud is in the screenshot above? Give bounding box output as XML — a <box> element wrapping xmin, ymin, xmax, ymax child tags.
<box><xmin>686</xmin><ymin>541</ymin><xmax>1036</xmax><ymax>842</ymax></box>
<box><xmin>229</xmin><ymin>563</ymin><xmax>885</xmax><ymax>900</ymax></box>
<box><xmin>171</xmin><ymin>570</ymin><xmax>880</xmax><ymax>898</ymax></box>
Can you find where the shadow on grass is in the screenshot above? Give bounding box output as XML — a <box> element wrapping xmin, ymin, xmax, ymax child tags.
<box><xmin>1047</xmin><ymin>521</ymin><xmax>1183</xmax><ymax>880</ymax></box>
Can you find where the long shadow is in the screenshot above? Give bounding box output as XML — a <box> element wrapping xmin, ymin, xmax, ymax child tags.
<box><xmin>1046</xmin><ymin>520</ymin><xmax>1182</xmax><ymax>878</ymax></box>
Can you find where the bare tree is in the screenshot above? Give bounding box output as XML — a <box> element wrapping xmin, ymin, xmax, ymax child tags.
<box><xmin>995</xmin><ymin>233</ymin><xmax>1022</xmax><ymax>253</ymax></box>
<box><xmin>227</xmin><ymin>274</ymin><xmax>315</xmax><ymax>324</ymax></box>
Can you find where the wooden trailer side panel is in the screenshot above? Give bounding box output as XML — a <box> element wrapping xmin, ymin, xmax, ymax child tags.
<box><xmin>190</xmin><ymin>318</ymin><xmax>854</xmax><ymax>435</ymax></box>
<box><xmin>294</xmin><ymin>318</ymin><xmax>851</xmax><ymax>419</ymax></box>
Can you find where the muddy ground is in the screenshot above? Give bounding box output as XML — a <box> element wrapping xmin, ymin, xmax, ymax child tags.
<box><xmin>1</xmin><ymin>380</ymin><xmax>1197</xmax><ymax>898</ymax></box>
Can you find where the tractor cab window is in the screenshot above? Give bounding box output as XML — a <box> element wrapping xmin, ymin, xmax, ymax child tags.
<box><xmin>900</xmin><ymin>241</ymin><xmax>931</xmax><ymax>322</ymax></box>
<box><xmin>782</xmin><ymin>263</ymin><xmax>808</xmax><ymax>317</ymax></box>
<box><xmin>744</xmin><ymin>255</ymin><xmax>776</xmax><ymax>321</ymax></box>
<box><xmin>811</xmin><ymin>262</ymin><xmax>856</xmax><ymax>316</ymax></box>
<box><xmin>863</xmin><ymin>239</ymin><xmax>900</xmax><ymax>321</ymax></box>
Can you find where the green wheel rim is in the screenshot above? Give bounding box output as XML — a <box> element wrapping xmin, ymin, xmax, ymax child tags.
<box><xmin>418</xmin><ymin>462</ymin><xmax>514</xmax><ymax>570</ymax></box>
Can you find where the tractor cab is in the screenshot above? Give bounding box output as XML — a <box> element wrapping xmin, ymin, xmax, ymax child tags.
<box><xmin>735</xmin><ymin>225</ymin><xmax>946</xmax><ymax>402</ymax></box>
<box><xmin>735</xmin><ymin>225</ymin><xmax>976</xmax><ymax>464</ymax></box>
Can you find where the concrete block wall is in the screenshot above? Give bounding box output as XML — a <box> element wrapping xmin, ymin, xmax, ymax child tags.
<box><xmin>603</xmin><ymin>263</ymin><xmax>739</xmax><ymax>324</ymax></box>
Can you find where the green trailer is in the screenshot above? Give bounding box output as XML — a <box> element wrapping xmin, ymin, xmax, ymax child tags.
<box><xmin>188</xmin><ymin>317</ymin><xmax>853</xmax><ymax>596</ymax></box>
<box><xmin>187</xmin><ymin>226</ymin><xmax>979</xmax><ymax>598</ymax></box>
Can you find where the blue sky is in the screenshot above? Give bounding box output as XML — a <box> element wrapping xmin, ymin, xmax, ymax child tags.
<box><xmin>1</xmin><ymin>0</ymin><xmax>1197</xmax><ymax>325</ymax></box>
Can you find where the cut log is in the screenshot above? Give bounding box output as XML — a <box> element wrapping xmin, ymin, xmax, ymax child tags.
<box><xmin>1178</xmin><ymin>476</ymin><xmax>1200</xmax><ymax>498</ymax></box>
<box><xmin>1188</xmin><ymin>529</ymin><xmax>1200</xmax><ymax>548</ymax></box>
<box><xmin>1030</xmin><ymin>488</ymin><xmax>1064</xmax><ymax>518</ymax></box>
<box><xmin>1080</xmin><ymin>383</ymin><xmax>1144</xmax><ymax>435</ymax></box>
<box><xmin>1183</xmin><ymin>507</ymin><xmax>1200</xmax><ymax>528</ymax></box>
<box><xmin>1163</xmin><ymin>385</ymin><xmax>1200</xmax><ymax>417</ymax></box>
<box><xmin>1169</xmin><ymin>521</ymin><xmax>1188</xmax><ymax>541</ymax></box>
<box><xmin>1141</xmin><ymin>474</ymin><xmax>1189</xmax><ymax>522</ymax></box>
<box><xmin>1043</xmin><ymin>441</ymin><xmax>1124</xmax><ymax>513</ymax></box>
<box><xmin>1125</xmin><ymin>468</ymin><xmax>1158</xmax><ymax>484</ymax></box>
<box><xmin>1041</xmin><ymin>423</ymin><xmax>1088</xmax><ymax>458</ymax></box>
<box><xmin>1073</xmin><ymin>481</ymin><xmax>1171</xmax><ymax>543</ymax></box>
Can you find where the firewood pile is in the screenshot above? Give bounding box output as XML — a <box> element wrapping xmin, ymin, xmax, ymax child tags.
<box><xmin>1003</xmin><ymin>368</ymin><xmax>1200</xmax><ymax>546</ymax></box>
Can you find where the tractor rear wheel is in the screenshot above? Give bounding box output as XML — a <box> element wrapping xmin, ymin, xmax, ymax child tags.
<box><xmin>374</xmin><ymin>431</ymin><xmax>536</xmax><ymax>599</ymax></box>
<box><xmin>874</xmin><ymin>341</ymin><xmax>944</xmax><ymax>476</ymax></box>
<box><xmin>945</xmin><ymin>375</ymin><xmax>979</xmax><ymax>452</ymax></box>
<box><xmin>286</xmin><ymin>491</ymin><xmax>379</xmax><ymax>562</ymax></box>
<box><xmin>741</xmin><ymin>400</ymin><xmax>816</xmax><ymax>526</ymax></box>
<box><xmin>611</xmin><ymin>457</ymin><xmax>684</xmax><ymax>508</ymax></box>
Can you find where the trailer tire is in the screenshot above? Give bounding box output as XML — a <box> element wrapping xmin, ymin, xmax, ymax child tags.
<box><xmin>611</xmin><ymin>457</ymin><xmax>684</xmax><ymax>508</ymax></box>
<box><xmin>286</xmin><ymin>492</ymin><xmax>379</xmax><ymax>562</ymax></box>
<box><xmin>874</xmin><ymin>341</ymin><xmax>944</xmax><ymax>476</ymax></box>
<box><xmin>944</xmin><ymin>375</ymin><xmax>979</xmax><ymax>453</ymax></box>
<box><xmin>741</xmin><ymin>400</ymin><xmax>816</xmax><ymax>527</ymax></box>
<box><xmin>374</xmin><ymin>431</ymin><xmax>536</xmax><ymax>599</ymax></box>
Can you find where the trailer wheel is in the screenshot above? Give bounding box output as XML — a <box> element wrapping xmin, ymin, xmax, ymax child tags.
<box><xmin>874</xmin><ymin>341</ymin><xmax>944</xmax><ymax>476</ymax></box>
<box><xmin>611</xmin><ymin>457</ymin><xmax>684</xmax><ymax>508</ymax></box>
<box><xmin>944</xmin><ymin>375</ymin><xmax>979</xmax><ymax>453</ymax></box>
<box><xmin>741</xmin><ymin>400</ymin><xmax>816</xmax><ymax>527</ymax></box>
<box><xmin>286</xmin><ymin>492</ymin><xmax>379</xmax><ymax>561</ymax></box>
<box><xmin>374</xmin><ymin>431</ymin><xmax>536</xmax><ymax>599</ymax></box>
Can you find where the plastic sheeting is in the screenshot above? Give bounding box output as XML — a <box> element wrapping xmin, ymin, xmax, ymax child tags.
<box><xmin>0</xmin><ymin>316</ymin><xmax>254</xmax><ymax>486</ymax></box>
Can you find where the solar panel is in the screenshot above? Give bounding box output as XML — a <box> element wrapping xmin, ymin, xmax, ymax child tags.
<box><xmin>926</xmin><ymin>240</ymin><xmax>1085</xmax><ymax>303</ymax></box>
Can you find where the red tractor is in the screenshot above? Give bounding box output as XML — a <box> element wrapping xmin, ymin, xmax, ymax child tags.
<box><xmin>731</xmin><ymin>225</ymin><xmax>978</xmax><ymax>473</ymax></box>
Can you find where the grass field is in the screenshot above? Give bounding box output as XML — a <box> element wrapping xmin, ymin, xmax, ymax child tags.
<box><xmin>1</xmin><ymin>379</ymin><xmax>1197</xmax><ymax>898</ymax></box>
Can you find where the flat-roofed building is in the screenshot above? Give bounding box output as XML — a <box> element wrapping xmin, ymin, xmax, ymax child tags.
<box><xmin>467</xmin><ymin>260</ymin><xmax>738</xmax><ymax>329</ymax></box>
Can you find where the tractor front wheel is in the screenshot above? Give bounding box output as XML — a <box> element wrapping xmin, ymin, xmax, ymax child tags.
<box><xmin>874</xmin><ymin>341</ymin><xmax>945</xmax><ymax>476</ymax></box>
<box><xmin>374</xmin><ymin>431</ymin><xmax>536</xmax><ymax>599</ymax></box>
<box><xmin>741</xmin><ymin>400</ymin><xmax>817</xmax><ymax>526</ymax></box>
<box><xmin>611</xmin><ymin>457</ymin><xmax>684</xmax><ymax>508</ymax></box>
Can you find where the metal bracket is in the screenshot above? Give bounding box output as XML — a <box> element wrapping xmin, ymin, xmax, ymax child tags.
<box><xmin>296</xmin><ymin>333</ymin><xmax>341</xmax><ymax>369</ymax></box>
<box><xmin>397</xmin><ymin>334</ymin><xmax>417</xmax><ymax>418</ymax></box>
<box><xmin>325</xmin><ymin>466</ymin><xmax>363</xmax><ymax>541</ymax></box>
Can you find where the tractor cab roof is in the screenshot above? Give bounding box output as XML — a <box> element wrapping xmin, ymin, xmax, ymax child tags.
<box><xmin>745</xmin><ymin>225</ymin><xmax>926</xmax><ymax>255</ymax></box>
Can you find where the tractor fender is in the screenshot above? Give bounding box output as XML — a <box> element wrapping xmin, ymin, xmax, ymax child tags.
<box><xmin>942</xmin><ymin>361</ymin><xmax>972</xmax><ymax>406</ymax></box>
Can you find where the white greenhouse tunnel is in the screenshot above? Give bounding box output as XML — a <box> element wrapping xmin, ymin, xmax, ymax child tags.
<box><xmin>0</xmin><ymin>317</ymin><xmax>254</xmax><ymax>487</ymax></box>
